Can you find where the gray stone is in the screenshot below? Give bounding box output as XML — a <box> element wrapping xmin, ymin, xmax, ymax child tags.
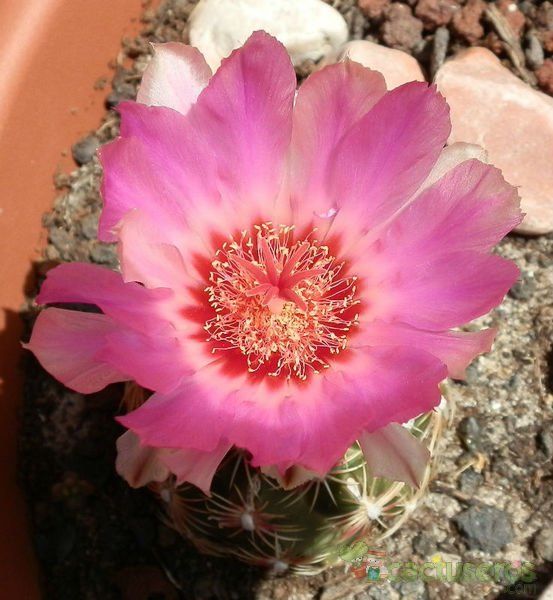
<box><xmin>458</xmin><ymin>468</ymin><xmax>484</xmax><ymax>495</ymax></box>
<box><xmin>454</xmin><ymin>506</ymin><xmax>514</xmax><ymax>553</ymax></box>
<box><xmin>48</xmin><ymin>228</ymin><xmax>73</xmax><ymax>261</ymax></box>
<box><xmin>508</xmin><ymin>272</ymin><xmax>536</xmax><ymax>301</ymax></box>
<box><xmin>90</xmin><ymin>244</ymin><xmax>117</xmax><ymax>266</ymax></box>
<box><xmin>80</xmin><ymin>214</ymin><xmax>98</xmax><ymax>240</ymax></box>
<box><xmin>71</xmin><ymin>135</ymin><xmax>100</xmax><ymax>166</ymax></box>
<box><xmin>413</xmin><ymin>532</ymin><xmax>436</xmax><ymax>557</ymax></box>
<box><xmin>526</xmin><ymin>31</ymin><xmax>545</xmax><ymax>69</ymax></box>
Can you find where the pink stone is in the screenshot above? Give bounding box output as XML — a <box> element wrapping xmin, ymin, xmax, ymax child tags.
<box><xmin>320</xmin><ymin>40</ymin><xmax>425</xmax><ymax>90</ymax></box>
<box><xmin>435</xmin><ymin>47</ymin><xmax>553</xmax><ymax>235</ymax></box>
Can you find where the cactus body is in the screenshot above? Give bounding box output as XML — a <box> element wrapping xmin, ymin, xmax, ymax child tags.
<box><xmin>124</xmin><ymin>384</ymin><xmax>444</xmax><ymax>575</ymax></box>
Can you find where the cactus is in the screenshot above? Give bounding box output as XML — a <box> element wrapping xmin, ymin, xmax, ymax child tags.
<box><xmin>123</xmin><ymin>383</ymin><xmax>445</xmax><ymax>575</ymax></box>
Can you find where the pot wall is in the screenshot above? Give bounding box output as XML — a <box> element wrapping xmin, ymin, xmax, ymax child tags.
<box><xmin>0</xmin><ymin>0</ymin><xmax>150</xmax><ymax>595</ymax></box>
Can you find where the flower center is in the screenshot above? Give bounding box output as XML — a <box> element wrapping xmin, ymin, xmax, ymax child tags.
<box><xmin>204</xmin><ymin>224</ymin><xmax>359</xmax><ymax>380</ymax></box>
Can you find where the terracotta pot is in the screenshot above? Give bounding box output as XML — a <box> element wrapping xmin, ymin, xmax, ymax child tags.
<box><xmin>0</xmin><ymin>1</ymin><xmax>151</xmax><ymax>595</ymax></box>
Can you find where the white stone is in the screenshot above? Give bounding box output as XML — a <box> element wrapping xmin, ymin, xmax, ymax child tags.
<box><xmin>320</xmin><ymin>40</ymin><xmax>426</xmax><ymax>89</ymax></box>
<box><xmin>189</xmin><ymin>0</ymin><xmax>348</xmax><ymax>71</ymax></box>
<box><xmin>435</xmin><ymin>47</ymin><xmax>553</xmax><ymax>235</ymax></box>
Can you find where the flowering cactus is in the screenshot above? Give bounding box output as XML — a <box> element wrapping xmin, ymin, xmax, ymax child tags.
<box><xmin>26</xmin><ymin>32</ymin><xmax>521</xmax><ymax>571</ymax></box>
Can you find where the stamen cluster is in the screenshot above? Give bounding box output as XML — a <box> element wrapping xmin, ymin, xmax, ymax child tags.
<box><xmin>205</xmin><ymin>224</ymin><xmax>359</xmax><ymax>380</ymax></box>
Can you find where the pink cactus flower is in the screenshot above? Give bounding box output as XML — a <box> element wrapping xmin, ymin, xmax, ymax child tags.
<box><xmin>26</xmin><ymin>32</ymin><xmax>522</xmax><ymax>495</ymax></box>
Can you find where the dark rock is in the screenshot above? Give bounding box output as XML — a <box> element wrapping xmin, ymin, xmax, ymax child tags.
<box><xmin>534</xmin><ymin>527</ymin><xmax>553</xmax><ymax>561</ymax></box>
<box><xmin>455</xmin><ymin>506</ymin><xmax>513</xmax><ymax>553</ymax></box>
<box><xmin>458</xmin><ymin>416</ymin><xmax>483</xmax><ymax>453</ymax></box>
<box><xmin>71</xmin><ymin>134</ymin><xmax>100</xmax><ymax>166</ymax></box>
<box><xmin>458</xmin><ymin>468</ymin><xmax>484</xmax><ymax>495</ymax></box>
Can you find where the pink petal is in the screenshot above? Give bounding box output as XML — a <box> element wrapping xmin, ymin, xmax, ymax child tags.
<box><xmin>98</xmin><ymin>134</ymin><xmax>196</xmax><ymax>244</ymax></box>
<box><xmin>101</xmin><ymin>32</ymin><xmax>296</xmax><ymax>241</ymax></box>
<box><xmin>160</xmin><ymin>440</ymin><xmax>231</xmax><ymax>495</ymax></box>
<box><xmin>119</xmin><ymin>345</ymin><xmax>446</xmax><ymax>476</ymax></box>
<box><xmin>359</xmin><ymin>423</ymin><xmax>430</xmax><ymax>488</ymax></box>
<box><xmin>326</xmin><ymin>82</ymin><xmax>451</xmax><ymax>240</ymax></box>
<box><xmin>374</xmin><ymin>251</ymin><xmax>518</xmax><ymax>331</ymax></box>
<box><xmin>290</xmin><ymin>60</ymin><xmax>386</xmax><ymax>228</ymax></box>
<box><xmin>23</xmin><ymin>308</ymin><xmax>128</xmax><ymax>393</ymax></box>
<box><xmin>100</xmin><ymin>328</ymin><xmax>187</xmax><ymax>394</ymax></box>
<box><xmin>36</xmin><ymin>262</ymin><xmax>172</xmax><ymax>336</ymax></box>
<box><xmin>356</xmin><ymin>321</ymin><xmax>495</xmax><ymax>379</ymax></box>
<box><xmin>117</xmin><ymin>375</ymin><xmax>231</xmax><ymax>452</ymax></box>
<box><xmin>116</xmin><ymin>431</ymin><xmax>229</xmax><ymax>495</ymax></box>
<box><xmin>294</xmin><ymin>346</ymin><xmax>446</xmax><ymax>473</ymax></box>
<box><xmin>117</xmin><ymin>209</ymin><xmax>191</xmax><ymax>290</ymax></box>
<box><xmin>418</xmin><ymin>142</ymin><xmax>488</xmax><ymax>193</ymax></box>
<box><xmin>137</xmin><ymin>43</ymin><xmax>211</xmax><ymax>115</ymax></box>
<box><xmin>115</xmin><ymin>430</ymin><xmax>170</xmax><ymax>488</ymax></box>
<box><xmin>184</xmin><ymin>31</ymin><xmax>297</xmax><ymax>224</ymax></box>
<box><xmin>383</xmin><ymin>160</ymin><xmax>522</xmax><ymax>254</ymax></box>
<box><xmin>353</xmin><ymin>160</ymin><xmax>521</xmax><ymax>329</ymax></box>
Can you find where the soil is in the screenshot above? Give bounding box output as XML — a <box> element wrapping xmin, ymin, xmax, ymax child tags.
<box><xmin>19</xmin><ymin>0</ymin><xmax>553</xmax><ymax>598</ymax></box>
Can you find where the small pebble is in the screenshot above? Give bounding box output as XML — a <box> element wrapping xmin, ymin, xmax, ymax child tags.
<box><xmin>358</xmin><ymin>0</ymin><xmax>390</xmax><ymax>20</ymax></box>
<box><xmin>49</xmin><ymin>228</ymin><xmax>74</xmax><ymax>261</ymax></box>
<box><xmin>534</xmin><ymin>526</ymin><xmax>553</xmax><ymax>561</ymax></box>
<box><xmin>458</xmin><ymin>416</ymin><xmax>483</xmax><ymax>453</ymax></box>
<box><xmin>90</xmin><ymin>244</ymin><xmax>117</xmax><ymax>265</ymax></box>
<box><xmin>106</xmin><ymin>83</ymin><xmax>136</xmax><ymax>109</ymax></box>
<box><xmin>454</xmin><ymin>505</ymin><xmax>514</xmax><ymax>553</ymax></box>
<box><xmin>80</xmin><ymin>214</ymin><xmax>98</xmax><ymax>240</ymax></box>
<box><xmin>415</xmin><ymin>0</ymin><xmax>459</xmax><ymax>29</ymax></box>
<box><xmin>71</xmin><ymin>135</ymin><xmax>100</xmax><ymax>166</ymax></box>
<box><xmin>536</xmin><ymin>428</ymin><xmax>553</xmax><ymax>459</ymax></box>
<box><xmin>451</xmin><ymin>0</ymin><xmax>485</xmax><ymax>44</ymax></box>
<box><xmin>430</xmin><ymin>26</ymin><xmax>450</xmax><ymax>78</ymax></box>
<box><xmin>525</xmin><ymin>31</ymin><xmax>544</xmax><ymax>69</ymax></box>
<box><xmin>458</xmin><ymin>468</ymin><xmax>484</xmax><ymax>495</ymax></box>
<box><xmin>497</xmin><ymin>0</ymin><xmax>526</xmax><ymax>38</ymax></box>
<box><xmin>413</xmin><ymin>532</ymin><xmax>436</xmax><ymax>556</ymax></box>
<box><xmin>508</xmin><ymin>272</ymin><xmax>536</xmax><ymax>300</ymax></box>
<box><xmin>380</xmin><ymin>3</ymin><xmax>423</xmax><ymax>51</ymax></box>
